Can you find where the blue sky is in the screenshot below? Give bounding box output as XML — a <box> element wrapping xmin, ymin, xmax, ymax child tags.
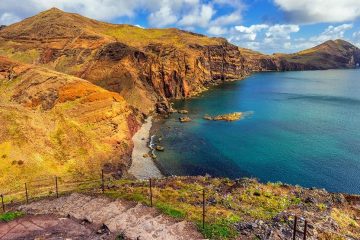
<box><xmin>1</xmin><ymin>0</ymin><xmax>360</xmax><ymax>53</ymax></box>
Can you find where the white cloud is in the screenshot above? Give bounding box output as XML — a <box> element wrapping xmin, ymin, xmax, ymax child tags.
<box><xmin>265</xmin><ymin>24</ymin><xmax>299</xmax><ymax>41</ymax></box>
<box><xmin>148</xmin><ymin>6</ymin><xmax>178</xmax><ymax>27</ymax></box>
<box><xmin>353</xmin><ymin>31</ymin><xmax>360</xmax><ymax>39</ymax></box>
<box><xmin>0</xmin><ymin>12</ymin><xmax>21</xmax><ymax>25</ymax></box>
<box><xmin>210</xmin><ymin>11</ymin><xmax>241</xmax><ymax>26</ymax></box>
<box><xmin>262</xmin><ymin>24</ymin><xmax>299</xmax><ymax>51</ymax></box>
<box><xmin>0</xmin><ymin>0</ymin><xmax>142</xmax><ymax>22</ymax></box>
<box><xmin>309</xmin><ymin>24</ymin><xmax>353</xmax><ymax>42</ymax></box>
<box><xmin>353</xmin><ymin>30</ymin><xmax>360</xmax><ymax>47</ymax></box>
<box><xmin>274</xmin><ymin>0</ymin><xmax>360</xmax><ymax>24</ymax></box>
<box><xmin>178</xmin><ymin>4</ymin><xmax>215</xmax><ymax>28</ymax></box>
<box><xmin>234</xmin><ymin>24</ymin><xmax>268</xmax><ymax>40</ymax></box>
<box><xmin>228</xmin><ymin>24</ymin><xmax>300</xmax><ymax>53</ymax></box>
<box><xmin>290</xmin><ymin>24</ymin><xmax>353</xmax><ymax>52</ymax></box>
<box><xmin>208</xmin><ymin>26</ymin><xmax>228</xmax><ymax>35</ymax></box>
<box><xmin>0</xmin><ymin>0</ymin><xmax>245</xmax><ymax>32</ymax></box>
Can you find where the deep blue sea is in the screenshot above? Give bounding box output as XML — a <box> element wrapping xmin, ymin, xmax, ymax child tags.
<box><xmin>153</xmin><ymin>69</ymin><xmax>360</xmax><ymax>194</ymax></box>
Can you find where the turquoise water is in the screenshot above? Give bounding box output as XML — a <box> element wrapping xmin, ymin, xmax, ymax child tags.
<box><xmin>153</xmin><ymin>69</ymin><xmax>360</xmax><ymax>194</ymax></box>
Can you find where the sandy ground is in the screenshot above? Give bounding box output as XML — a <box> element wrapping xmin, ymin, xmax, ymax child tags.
<box><xmin>129</xmin><ymin>116</ymin><xmax>163</xmax><ymax>179</ymax></box>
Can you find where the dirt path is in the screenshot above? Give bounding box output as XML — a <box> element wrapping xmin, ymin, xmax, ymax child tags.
<box><xmin>12</xmin><ymin>193</ymin><xmax>204</xmax><ymax>240</ymax></box>
<box><xmin>0</xmin><ymin>214</ymin><xmax>113</xmax><ymax>240</ymax></box>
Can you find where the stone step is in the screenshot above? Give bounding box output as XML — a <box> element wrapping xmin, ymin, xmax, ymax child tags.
<box><xmin>18</xmin><ymin>193</ymin><xmax>205</xmax><ymax>240</ymax></box>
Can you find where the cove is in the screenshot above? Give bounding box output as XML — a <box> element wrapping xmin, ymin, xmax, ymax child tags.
<box><xmin>153</xmin><ymin>69</ymin><xmax>360</xmax><ymax>194</ymax></box>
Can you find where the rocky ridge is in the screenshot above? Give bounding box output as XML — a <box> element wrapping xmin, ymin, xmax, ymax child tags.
<box><xmin>1</xmin><ymin>8</ymin><xmax>359</xmax><ymax>115</ymax></box>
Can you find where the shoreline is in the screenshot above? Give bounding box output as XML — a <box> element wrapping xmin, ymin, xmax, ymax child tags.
<box><xmin>128</xmin><ymin>116</ymin><xmax>163</xmax><ymax>179</ymax></box>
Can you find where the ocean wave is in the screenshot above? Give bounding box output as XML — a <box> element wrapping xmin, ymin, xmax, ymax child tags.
<box><xmin>149</xmin><ymin>134</ymin><xmax>157</xmax><ymax>157</ymax></box>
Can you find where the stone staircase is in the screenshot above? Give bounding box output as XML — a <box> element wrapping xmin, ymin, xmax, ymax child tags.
<box><xmin>18</xmin><ymin>193</ymin><xmax>204</xmax><ymax>240</ymax></box>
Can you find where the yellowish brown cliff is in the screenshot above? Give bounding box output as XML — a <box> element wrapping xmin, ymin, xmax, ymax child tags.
<box><xmin>0</xmin><ymin>56</ymin><xmax>141</xmax><ymax>190</ymax></box>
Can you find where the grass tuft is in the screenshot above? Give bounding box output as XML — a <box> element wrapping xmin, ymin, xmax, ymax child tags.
<box><xmin>0</xmin><ymin>211</ymin><xmax>24</xmax><ymax>222</ymax></box>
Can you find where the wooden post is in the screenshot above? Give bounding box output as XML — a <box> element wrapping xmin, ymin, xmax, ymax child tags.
<box><xmin>101</xmin><ymin>169</ymin><xmax>105</xmax><ymax>193</ymax></box>
<box><xmin>25</xmin><ymin>183</ymin><xmax>29</xmax><ymax>204</ymax></box>
<box><xmin>303</xmin><ymin>220</ymin><xmax>307</xmax><ymax>240</ymax></box>
<box><xmin>293</xmin><ymin>216</ymin><xmax>297</xmax><ymax>240</ymax></box>
<box><xmin>202</xmin><ymin>189</ymin><xmax>206</xmax><ymax>229</ymax></box>
<box><xmin>1</xmin><ymin>195</ymin><xmax>4</xmax><ymax>213</ymax></box>
<box><xmin>55</xmin><ymin>176</ymin><xmax>59</xmax><ymax>198</ymax></box>
<box><xmin>149</xmin><ymin>178</ymin><xmax>153</xmax><ymax>207</ymax></box>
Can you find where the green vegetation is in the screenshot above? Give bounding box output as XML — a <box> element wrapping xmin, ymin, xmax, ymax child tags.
<box><xmin>0</xmin><ymin>211</ymin><xmax>24</xmax><ymax>222</ymax></box>
<box><xmin>198</xmin><ymin>219</ymin><xmax>238</xmax><ymax>240</ymax></box>
<box><xmin>102</xmin><ymin>177</ymin><xmax>310</xmax><ymax>239</ymax></box>
<box><xmin>101</xmin><ymin>25</ymin><xmax>219</xmax><ymax>49</ymax></box>
<box><xmin>155</xmin><ymin>202</ymin><xmax>186</xmax><ymax>219</ymax></box>
<box><xmin>0</xmin><ymin>48</ymin><xmax>39</xmax><ymax>64</ymax></box>
<box><xmin>1</xmin><ymin>176</ymin><xmax>359</xmax><ymax>239</ymax></box>
<box><xmin>116</xmin><ymin>233</ymin><xmax>126</xmax><ymax>240</ymax></box>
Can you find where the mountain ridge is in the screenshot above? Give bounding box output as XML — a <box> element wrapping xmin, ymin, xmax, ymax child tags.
<box><xmin>1</xmin><ymin>8</ymin><xmax>359</xmax><ymax>113</ymax></box>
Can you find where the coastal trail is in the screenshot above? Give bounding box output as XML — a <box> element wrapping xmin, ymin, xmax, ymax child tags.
<box><xmin>4</xmin><ymin>193</ymin><xmax>204</xmax><ymax>240</ymax></box>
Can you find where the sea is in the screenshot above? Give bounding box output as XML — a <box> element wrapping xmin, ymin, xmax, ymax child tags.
<box><xmin>152</xmin><ymin>69</ymin><xmax>360</xmax><ymax>194</ymax></box>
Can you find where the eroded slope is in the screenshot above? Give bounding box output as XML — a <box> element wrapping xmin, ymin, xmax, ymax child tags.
<box><xmin>0</xmin><ymin>56</ymin><xmax>141</xmax><ymax>190</ymax></box>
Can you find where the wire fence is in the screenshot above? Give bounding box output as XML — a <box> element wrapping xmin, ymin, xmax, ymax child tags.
<box><xmin>0</xmin><ymin>171</ymin><xmax>310</xmax><ymax>239</ymax></box>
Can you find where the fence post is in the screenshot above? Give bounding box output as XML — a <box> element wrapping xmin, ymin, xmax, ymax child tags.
<box><xmin>24</xmin><ymin>183</ymin><xmax>29</xmax><ymax>204</ymax></box>
<box><xmin>202</xmin><ymin>188</ymin><xmax>206</xmax><ymax>229</ymax></box>
<box><xmin>101</xmin><ymin>169</ymin><xmax>105</xmax><ymax>193</ymax></box>
<box><xmin>149</xmin><ymin>178</ymin><xmax>153</xmax><ymax>207</ymax></box>
<box><xmin>1</xmin><ymin>194</ymin><xmax>4</xmax><ymax>213</ymax></box>
<box><xmin>293</xmin><ymin>215</ymin><xmax>298</xmax><ymax>240</ymax></box>
<box><xmin>55</xmin><ymin>176</ymin><xmax>59</xmax><ymax>198</ymax></box>
<box><xmin>303</xmin><ymin>220</ymin><xmax>307</xmax><ymax>240</ymax></box>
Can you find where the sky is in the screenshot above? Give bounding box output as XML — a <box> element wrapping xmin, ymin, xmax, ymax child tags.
<box><xmin>0</xmin><ymin>0</ymin><xmax>360</xmax><ymax>53</ymax></box>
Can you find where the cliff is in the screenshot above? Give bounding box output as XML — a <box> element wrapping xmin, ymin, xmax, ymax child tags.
<box><xmin>0</xmin><ymin>56</ymin><xmax>141</xmax><ymax>189</ymax></box>
<box><xmin>1</xmin><ymin>9</ymin><xmax>359</xmax><ymax>114</ymax></box>
<box><xmin>0</xmin><ymin>8</ymin><xmax>248</xmax><ymax>114</ymax></box>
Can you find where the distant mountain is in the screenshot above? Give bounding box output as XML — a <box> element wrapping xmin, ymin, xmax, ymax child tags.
<box><xmin>239</xmin><ymin>39</ymin><xmax>360</xmax><ymax>72</ymax></box>
<box><xmin>1</xmin><ymin>8</ymin><xmax>360</xmax><ymax>185</ymax></box>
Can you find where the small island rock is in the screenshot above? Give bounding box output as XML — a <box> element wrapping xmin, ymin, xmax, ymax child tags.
<box><xmin>179</xmin><ymin>117</ymin><xmax>191</xmax><ymax>122</ymax></box>
<box><xmin>156</xmin><ymin>145</ymin><xmax>165</xmax><ymax>151</ymax></box>
<box><xmin>204</xmin><ymin>112</ymin><xmax>243</xmax><ymax>121</ymax></box>
<box><xmin>178</xmin><ymin>110</ymin><xmax>189</xmax><ymax>114</ymax></box>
